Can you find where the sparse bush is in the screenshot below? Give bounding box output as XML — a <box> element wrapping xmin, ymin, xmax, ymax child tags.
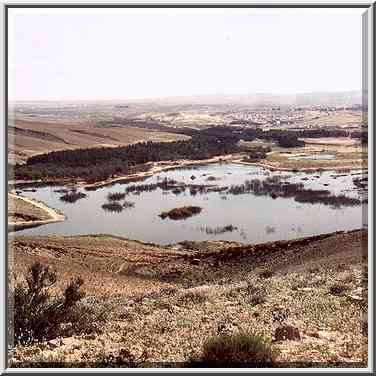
<box><xmin>177</xmin><ymin>286</ymin><xmax>212</xmax><ymax>306</ymax></box>
<box><xmin>60</xmin><ymin>302</ymin><xmax>107</xmax><ymax>337</ymax></box>
<box><xmin>246</xmin><ymin>285</ymin><xmax>267</xmax><ymax>306</ymax></box>
<box><xmin>329</xmin><ymin>283</ymin><xmax>350</xmax><ymax>296</ymax></box>
<box><xmin>191</xmin><ymin>332</ymin><xmax>277</xmax><ymax>367</ymax></box>
<box><xmin>259</xmin><ymin>269</ymin><xmax>274</xmax><ymax>279</ymax></box>
<box><xmin>10</xmin><ymin>261</ymin><xmax>86</xmax><ymax>345</ymax></box>
<box><xmin>90</xmin><ymin>348</ymin><xmax>148</xmax><ymax>368</ymax></box>
<box><xmin>308</xmin><ymin>265</ymin><xmax>321</xmax><ymax>274</ymax></box>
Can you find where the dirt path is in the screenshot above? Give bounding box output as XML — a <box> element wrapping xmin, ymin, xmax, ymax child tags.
<box><xmin>8</xmin><ymin>193</ymin><xmax>66</xmax><ymax>232</ymax></box>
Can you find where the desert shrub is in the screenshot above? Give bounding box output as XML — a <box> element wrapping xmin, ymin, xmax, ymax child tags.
<box><xmin>259</xmin><ymin>269</ymin><xmax>274</xmax><ymax>279</ymax></box>
<box><xmin>10</xmin><ymin>261</ymin><xmax>86</xmax><ymax>345</ymax></box>
<box><xmin>246</xmin><ymin>285</ymin><xmax>267</xmax><ymax>306</ymax></box>
<box><xmin>308</xmin><ymin>265</ymin><xmax>321</xmax><ymax>274</ymax></box>
<box><xmin>191</xmin><ymin>332</ymin><xmax>277</xmax><ymax>367</ymax></box>
<box><xmin>177</xmin><ymin>286</ymin><xmax>212</xmax><ymax>306</ymax></box>
<box><xmin>60</xmin><ymin>301</ymin><xmax>107</xmax><ymax>337</ymax></box>
<box><xmin>328</xmin><ymin>283</ymin><xmax>350</xmax><ymax>296</ymax></box>
<box><xmin>91</xmin><ymin>348</ymin><xmax>147</xmax><ymax>368</ymax></box>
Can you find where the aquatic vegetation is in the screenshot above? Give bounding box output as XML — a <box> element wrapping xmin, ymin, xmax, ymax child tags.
<box><xmin>123</xmin><ymin>200</ymin><xmax>135</xmax><ymax>209</ymax></box>
<box><xmin>60</xmin><ymin>191</ymin><xmax>87</xmax><ymax>203</ymax></box>
<box><xmin>225</xmin><ymin>178</ymin><xmax>361</xmax><ymax>208</ymax></box>
<box><xmin>265</xmin><ymin>226</ymin><xmax>276</xmax><ymax>234</ymax></box>
<box><xmin>198</xmin><ymin>225</ymin><xmax>238</xmax><ymax>235</ymax></box>
<box><xmin>107</xmin><ymin>192</ymin><xmax>126</xmax><ymax>201</ymax></box>
<box><xmin>159</xmin><ymin>206</ymin><xmax>202</xmax><ymax>220</ymax></box>
<box><xmin>102</xmin><ymin>202</ymin><xmax>123</xmax><ymax>213</ymax></box>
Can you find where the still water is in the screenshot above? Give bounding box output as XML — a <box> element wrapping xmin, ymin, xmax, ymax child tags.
<box><xmin>16</xmin><ymin>164</ymin><xmax>367</xmax><ymax>245</ymax></box>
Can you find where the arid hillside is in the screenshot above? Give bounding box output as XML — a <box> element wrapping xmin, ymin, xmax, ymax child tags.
<box><xmin>8</xmin><ymin>119</ymin><xmax>189</xmax><ymax>163</ymax></box>
<box><xmin>9</xmin><ymin>229</ymin><xmax>367</xmax><ymax>367</ymax></box>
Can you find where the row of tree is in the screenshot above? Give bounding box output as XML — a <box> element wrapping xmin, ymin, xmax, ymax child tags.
<box><xmin>14</xmin><ymin>134</ymin><xmax>241</xmax><ymax>181</ymax></box>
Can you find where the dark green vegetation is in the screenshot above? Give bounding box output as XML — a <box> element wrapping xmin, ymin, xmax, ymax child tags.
<box><xmin>13</xmin><ymin>133</ymin><xmax>241</xmax><ymax>182</ymax></box>
<box><xmin>243</xmin><ymin>146</ymin><xmax>271</xmax><ymax>162</ymax></box>
<box><xmin>12</xmin><ymin>121</ymin><xmax>366</xmax><ymax>183</ymax></box>
<box><xmin>10</xmin><ymin>262</ymin><xmax>86</xmax><ymax>345</ymax></box>
<box><xmin>190</xmin><ymin>332</ymin><xmax>277</xmax><ymax>367</ymax></box>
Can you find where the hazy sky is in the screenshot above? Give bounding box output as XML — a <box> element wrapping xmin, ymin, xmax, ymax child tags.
<box><xmin>8</xmin><ymin>8</ymin><xmax>365</xmax><ymax>101</ymax></box>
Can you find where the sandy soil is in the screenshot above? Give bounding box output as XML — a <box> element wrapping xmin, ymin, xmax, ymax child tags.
<box><xmin>8</xmin><ymin>194</ymin><xmax>66</xmax><ymax>232</ymax></box>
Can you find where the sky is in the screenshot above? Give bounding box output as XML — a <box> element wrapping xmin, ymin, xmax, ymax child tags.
<box><xmin>8</xmin><ymin>8</ymin><xmax>366</xmax><ymax>101</ymax></box>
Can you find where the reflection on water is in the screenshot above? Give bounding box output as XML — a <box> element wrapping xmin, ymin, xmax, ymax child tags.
<box><xmin>16</xmin><ymin>164</ymin><xmax>367</xmax><ymax>245</ymax></box>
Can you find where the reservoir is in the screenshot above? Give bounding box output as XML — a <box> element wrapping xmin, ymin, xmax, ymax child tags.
<box><xmin>14</xmin><ymin>163</ymin><xmax>367</xmax><ymax>245</ymax></box>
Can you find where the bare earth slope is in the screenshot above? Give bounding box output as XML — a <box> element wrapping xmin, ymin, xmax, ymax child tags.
<box><xmin>8</xmin><ymin>119</ymin><xmax>189</xmax><ymax>163</ymax></box>
<box><xmin>8</xmin><ymin>194</ymin><xmax>65</xmax><ymax>231</ymax></box>
<box><xmin>10</xmin><ymin>229</ymin><xmax>367</xmax><ymax>367</ymax></box>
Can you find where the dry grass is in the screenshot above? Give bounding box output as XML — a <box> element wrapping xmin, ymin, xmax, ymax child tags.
<box><xmin>8</xmin><ymin>119</ymin><xmax>189</xmax><ymax>163</ymax></box>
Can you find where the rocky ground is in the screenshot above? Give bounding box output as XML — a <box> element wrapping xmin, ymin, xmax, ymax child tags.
<box><xmin>9</xmin><ymin>229</ymin><xmax>368</xmax><ymax>368</ymax></box>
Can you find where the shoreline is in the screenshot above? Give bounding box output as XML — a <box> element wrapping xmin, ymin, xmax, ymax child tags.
<box><xmin>10</xmin><ymin>153</ymin><xmax>367</xmax><ymax>191</ymax></box>
<box><xmin>12</xmin><ymin>226</ymin><xmax>366</xmax><ymax>251</ymax></box>
<box><xmin>8</xmin><ymin>193</ymin><xmax>66</xmax><ymax>232</ymax></box>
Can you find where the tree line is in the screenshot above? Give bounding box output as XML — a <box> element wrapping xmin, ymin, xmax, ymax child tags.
<box><xmin>14</xmin><ymin>134</ymin><xmax>241</xmax><ymax>182</ymax></box>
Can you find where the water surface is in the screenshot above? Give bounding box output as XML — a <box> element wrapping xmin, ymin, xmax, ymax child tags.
<box><xmin>15</xmin><ymin>163</ymin><xmax>367</xmax><ymax>245</ymax></box>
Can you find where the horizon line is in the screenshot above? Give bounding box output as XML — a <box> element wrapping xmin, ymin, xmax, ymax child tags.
<box><xmin>8</xmin><ymin>89</ymin><xmax>363</xmax><ymax>103</ymax></box>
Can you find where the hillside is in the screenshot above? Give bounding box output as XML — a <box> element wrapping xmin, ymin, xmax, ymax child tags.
<box><xmin>10</xmin><ymin>229</ymin><xmax>367</xmax><ymax>367</ymax></box>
